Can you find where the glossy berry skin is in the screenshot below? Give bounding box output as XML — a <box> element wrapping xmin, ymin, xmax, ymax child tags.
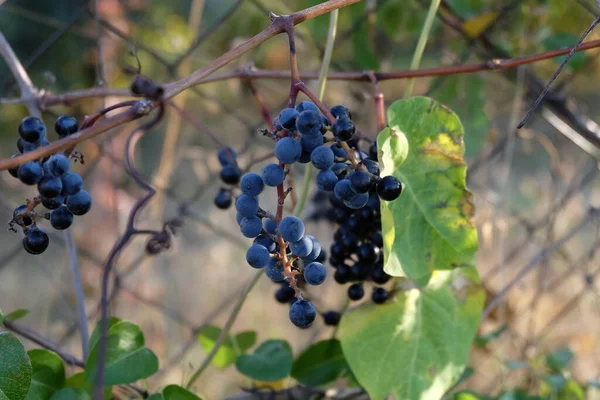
<box><xmin>23</xmin><ymin>228</ymin><xmax>49</xmax><ymax>255</ymax></box>
<box><xmin>295</xmin><ymin>101</ymin><xmax>320</xmax><ymax>113</ymax></box>
<box><xmin>266</xmin><ymin>259</ymin><xmax>285</xmax><ymax>282</ymax></box>
<box><xmin>275</xmin><ymin>137</ymin><xmax>302</xmax><ymax>164</ymax></box>
<box><xmin>217</xmin><ymin>146</ymin><xmax>237</xmax><ymax>166</ymax></box>
<box><xmin>261</xmin><ymin>163</ymin><xmax>285</xmax><ymax>187</ymax></box>
<box><xmin>361</xmin><ymin>159</ymin><xmax>380</xmax><ymax>176</ymax></box>
<box><xmin>377</xmin><ymin>175</ymin><xmax>402</xmax><ymax>201</ymax></box>
<box><xmin>41</xmin><ymin>195</ymin><xmax>65</xmax><ymax>210</ymax></box>
<box><xmin>246</xmin><ymin>244</ymin><xmax>270</xmax><ymax>269</ymax></box>
<box><xmin>358</xmin><ymin>243</ymin><xmax>378</xmax><ymax>264</ymax></box>
<box><xmin>278</xmin><ymin>216</ymin><xmax>305</xmax><ymax>243</ymax></box>
<box><xmin>45</xmin><ymin>154</ymin><xmax>70</xmax><ymax>177</ymax></box>
<box><xmin>316</xmin><ymin>170</ymin><xmax>338</xmax><ymax>191</ymax></box>
<box><xmin>278</xmin><ymin>108</ymin><xmax>299</xmax><ymax>130</ymax></box>
<box><xmin>275</xmin><ymin>284</ymin><xmax>295</xmax><ymax>303</ymax></box>
<box><xmin>311</xmin><ymin>146</ymin><xmax>335</xmax><ymax>170</ymax></box>
<box><xmin>8</xmin><ymin>154</ymin><xmax>20</xmax><ymax>178</ymax></box>
<box><xmin>349</xmin><ymin>170</ymin><xmax>373</xmax><ymax>193</ymax></box>
<box><xmin>289</xmin><ymin>235</ymin><xmax>313</xmax><ymax>258</ymax></box>
<box><xmin>38</xmin><ymin>176</ymin><xmax>63</xmax><ymax>198</ymax></box>
<box><xmin>302</xmin><ymin>235</ymin><xmax>321</xmax><ymax>262</ymax></box>
<box><xmin>289</xmin><ymin>299</ymin><xmax>317</xmax><ymax>328</ymax></box>
<box><xmin>372</xmin><ymin>287</ymin><xmax>389</xmax><ymax>304</ymax></box>
<box><xmin>66</xmin><ymin>190</ymin><xmax>92</xmax><ymax>215</ymax></box>
<box><xmin>334</xmin><ymin>179</ymin><xmax>357</xmax><ymax>201</ymax></box>
<box><xmin>334</xmin><ymin>264</ymin><xmax>351</xmax><ymax>284</ymax></box>
<box><xmin>330</xmin><ymin>105</ymin><xmax>351</xmax><ymax>120</ymax></box>
<box><xmin>323</xmin><ymin>310</ymin><xmax>341</xmax><ymax>326</ymax></box>
<box><xmin>348</xmin><ymin>283</ymin><xmax>365</xmax><ymax>301</ymax></box>
<box><xmin>60</xmin><ymin>172</ymin><xmax>83</xmax><ymax>195</ymax></box>
<box><xmin>371</xmin><ymin>267</ymin><xmax>391</xmax><ymax>284</ymax></box>
<box><xmin>13</xmin><ymin>205</ymin><xmax>33</xmax><ymax>226</ymax></box>
<box><xmin>214</xmin><ymin>188</ymin><xmax>233</xmax><ymax>209</ymax></box>
<box><xmin>332</xmin><ymin>118</ymin><xmax>355</xmax><ymax>141</ymax></box>
<box><xmin>264</xmin><ymin>218</ymin><xmax>278</xmax><ymax>235</ymax></box>
<box><xmin>50</xmin><ymin>206</ymin><xmax>74</xmax><ymax>230</ymax></box>
<box><xmin>240</xmin><ymin>172</ymin><xmax>264</xmax><ymax>197</ymax></box>
<box><xmin>19</xmin><ymin>116</ymin><xmax>46</xmax><ymax>143</ymax></box>
<box><xmin>296</xmin><ymin>110</ymin><xmax>322</xmax><ymax>135</ymax></box>
<box><xmin>18</xmin><ymin>161</ymin><xmax>43</xmax><ymax>185</ymax></box>
<box><xmin>254</xmin><ymin>234</ymin><xmax>276</xmax><ymax>252</ymax></box>
<box><xmin>235</xmin><ymin>194</ymin><xmax>259</xmax><ymax>218</ymax></box>
<box><xmin>54</xmin><ymin>115</ymin><xmax>79</xmax><ymax>137</ymax></box>
<box><xmin>239</xmin><ymin>216</ymin><xmax>263</xmax><ymax>238</ymax></box>
<box><xmin>220</xmin><ymin>165</ymin><xmax>241</xmax><ymax>184</ymax></box>
<box><xmin>303</xmin><ymin>262</ymin><xmax>327</xmax><ymax>285</ymax></box>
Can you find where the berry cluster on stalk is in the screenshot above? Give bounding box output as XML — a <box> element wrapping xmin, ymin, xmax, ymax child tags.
<box><xmin>213</xmin><ymin>147</ymin><xmax>240</xmax><ymax>209</ymax></box>
<box><xmin>7</xmin><ymin>116</ymin><xmax>92</xmax><ymax>255</ymax></box>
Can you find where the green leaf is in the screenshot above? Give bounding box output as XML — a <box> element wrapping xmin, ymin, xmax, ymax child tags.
<box><xmin>85</xmin><ymin>318</ymin><xmax>159</xmax><ymax>385</ymax></box>
<box><xmin>0</xmin><ymin>332</ymin><xmax>32</xmax><ymax>400</ymax></box>
<box><xmin>197</xmin><ymin>326</ymin><xmax>256</xmax><ymax>369</ymax></box>
<box><xmin>291</xmin><ymin>339</ymin><xmax>347</xmax><ymax>387</ymax></box>
<box><xmin>546</xmin><ymin>347</ymin><xmax>574</xmax><ymax>372</ymax></box>
<box><xmin>146</xmin><ymin>394</ymin><xmax>164</xmax><ymax>400</ymax></box>
<box><xmin>378</xmin><ymin>97</ymin><xmax>478</xmax><ymax>282</ymax></box>
<box><xmin>163</xmin><ymin>385</ymin><xmax>203</xmax><ymax>400</ymax></box>
<box><xmin>4</xmin><ymin>310</ymin><xmax>29</xmax><ymax>323</ymax></box>
<box><xmin>64</xmin><ymin>373</ymin><xmax>111</xmax><ymax>400</ymax></box>
<box><xmin>338</xmin><ymin>267</ymin><xmax>485</xmax><ymax>400</ymax></box>
<box><xmin>235</xmin><ymin>340</ymin><xmax>293</xmax><ymax>382</ymax></box>
<box><xmin>47</xmin><ymin>389</ymin><xmax>90</xmax><ymax>400</ymax></box>
<box><xmin>25</xmin><ymin>350</ymin><xmax>65</xmax><ymax>400</ymax></box>
<box><xmin>558</xmin><ymin>380</ymin><xmax>585</xmax><ymax>400</ymax></box>
<box><xmin>0</xmin><ymin>308</ymin><xmax>4</xmax><ymax>325</ymax></box>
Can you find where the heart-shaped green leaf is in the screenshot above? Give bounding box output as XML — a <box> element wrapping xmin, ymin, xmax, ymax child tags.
<box><xmin>85</xmin><ymin>318</ymin><xmax>158</xmax><ymax>385</ymax></box>
<box><xmin>0</xmin><ymin>332</ymin><xmax>32</xmax><ymax>400</ymax></box>
<box><xmin>339</xmin><ymin>267</ymin><xmax>484</xmax><ymax>400</ymax></box>
<box><xmin>25</xmin><ymin>350</ymin><xmax>65</xmax><ymax>400</ymax></box>
<box><xmin>378</xmin><ymin>97</ymin><xmax>478</xmax><ymax>283</ymax></box>
<box><xmin>47</xmin><ymin>389</ymin><xmax>90</xmax><ymax>400</ymax></box>
<box><xmin>197</xmin><ymin>326</ymin><xmax>256</xmax><ymax>369</ymax></box>
<box><xmin>235</xmin><ymin>340</ymin><xmax>293</xmax><ymax>382</ymax></box>
<box><xmin>291</xmin><ymin>339</ymin><xmax>347</xmax><ymax>387</ymax></box>
<box><xmin>64</xmin><ymin>373</ymin><xmax>111</xmax><ymax>400</ymax></box>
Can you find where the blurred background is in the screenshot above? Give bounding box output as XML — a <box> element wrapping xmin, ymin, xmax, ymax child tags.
<box><xmin>1</xmin><ymin>0</ymin><xmax>600</xmax><ymax>398</ymax></box>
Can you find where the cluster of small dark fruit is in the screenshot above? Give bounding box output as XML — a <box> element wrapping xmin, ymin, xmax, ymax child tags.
<box><xmin>7</xmin><ymin>116</ymin><xmax>92</xmax><ymax>255</ymax></box>
<box><xmin>213</xmin><ymin>147</ymin><xmax>240</xmax><ymax>210</ymax></box>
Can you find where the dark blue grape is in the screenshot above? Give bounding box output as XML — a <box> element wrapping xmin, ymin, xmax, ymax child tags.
<box><xmin>296</xmin><ymin>110</ymin><xmax>322</xmax><ymax>135</ymax></box>
<box><xmin>38</xmin><ymin>175</ymin><xmax>63</xmax><ymax>198</ymax></box>
<box><xmin>371</xmin><ymin>266</ymin><xmax>391</xmax><ymax>284</ymax></box>
<box><xmin>236</xmin><ymin>213</ymin><xmax>244</xmax><ymax>225</ymax></box>
<box><xmin>254</xmin><ymin>234</ymin><xmax>276</xmax><ymax>252</ymax></box>
<box><xmin>331</xmin><ymin>163</ymin><xmax>349</xmax><ymax>179</ymax></box>
<box><xmin>302</xmin><ymin>235</ymin><xmax>321</xmax><ymax>262</ymax></box>
<box><xmin>332</xmin><ymin>118</ymin><xmax>355</xmax><ymax>141</ymax></box>
<box><xmin>300</xmin><ymin>133</ymin><xmax>323</xmax><ymax>152</ymax></box>
<box><xmin>315</xmin><ymin>249</ymin><xmax>327</xmax><ymax>263</ymax></box>
<box><xmin>266</xmin><ymin>258</ymin><xmax>285</xmax><ymax>282</ymax></box>
<box><xmin>220</xmin><ymin>165</ymin><xmax>241</xmax><ymax>184</ymax></box>
<box><xmin>217</xmin><ymin>146</ymin><xmax>237</xmax><ymax>166</ymax></box>
<box><xmin>41</xmin><ymin>195</ymin><xmax>65</xmax><ymax>210</ymax></box>
<box><xmin>377</xmin><ymin>176</ymin><xmax>402</xmax><ymax>201</ymax></box>
<box><xmin>349</xmin><ymin>170</ymin><xmax>373</xmax><ymax>193</ymax></box>
<box><xmin>316</xmin><ymin>170</ymin><xmax>338</xmax><ymax>191</ymax></box>
<box><xmin>278</xmin><ymin>216</ymin><xmax>304</xmax><ymax>243</ymax></box>
<box><xmin>348</xmin><ymin>283</ymin><xmax>364</xmax><ymax>301</ymax></box>
<box><xmin>235</xmin><ymin>194</ymin><xmax>259</xmax><ymax>218</ymax></box>
<box><xmin>295</xmin><ymin>101</ymin><xmax>320</xmax><ymax>113</ymax></box>
<box><xmin>331</xmin><ymin>143</ymin><xmax>347</xmax><ymax>158</ymax></box>
<box><xmin>17</xmin><ymin>138</ymin><xmax>37</xmax><ymax>153</ymax></box>
<box><xmin>239</xmin><ymin>216</ymin><xmax>262</xmax><ymax>238</ymax></box>
<box><xmin>23</xmin><ymin>228</ymin><xmax>49</xmax><ymax>255</ymax></box>
<box><xmin>261</xmin><ymin>163</ymin><xmax>285</xmax><ymax>187</ymax></box>
<box><xmin>275</xmin><ymin>137</ymin><xmax>302</xmax><ymax>164</ymax></box>
<box><xmin>214</xmin><ymin>188</ymin><xmax>232</xmax><ymax>209</ymax></box>
<box><xmin>334</xmin><ymin>264</ymin><xmax>351</xmax><ymax>284</ymax></box>
<box><xmin>44</xmin><ymin>154</ymin><xmax>70</xmax><ymax>177</ymax></box>
<box><xmin>246</xmin><ymin>244</ymin><xmax>270</xmax><ymax>268</ymax></box>
<box><xmin>60</xmin><ymin>172</ymin><xmax>83</xmax><ymax>195</ymax></box>
<box><xmin>369</xmin><ymin>141</ymin><xmax>378</xmax><ymax>160</ymax></box>
<box><xmin>278</xmin><ymin>108</ymin><xmax>299</xmax><ymax>130</ymax></box>
<box><xmin>361</xmin><ymin>159</ymin><xmax>380</xmax><ymax>176</ymax></box>
<box><xmin>66</xmin><ymin>190</ymin><xmax>92</xmax><ymax>215</ymax></box>
<box><xmin>240</xmin><ymin>172</ymin><xmax>264</xmax><ymax>197</ymax></box>
<box><xmin>264</xmin><ymin>218</ymin><xmax>278</xmax><ymax>235</ymax></box>
<box><xmin>50</xmin><ymin>206</ymin><xmax>74</xmax><ymax>230</ymax></box>
<box><xmin>19</xmin><ymin>116</ymin><xmax>46</xmax><ymax>143</ymax></box>
<box><xmin>289</xmin><ymin>299</ymin><xmax>316</xmax><ymax>328</ymax></box>
<box><xmin>334</xmin><ymin>179</ymin><xmax>357</xmax><ymax>201</ymax></box>
<box><xmin>323</xmin><ymin>310</ymin><xmax>341</xmax><ymax>326</ymax></box>
<box><xmin>8</xmin><ymin>154</ymin><xmax>19</xmax><ymax>178</ymax></box>
<box><xmin>275</xmin><ymin>283</ymin><xmax>295</xmax><ymax>303</ymax></box>
<box><xmin>55</xmin><ymin>115</ymin><xmax>78</xmax><ymax>137</ymax></box>
<box><xmin>304</xmin><ymin>262</ymin><xmax>327</xmax><ymax>285</ymax></box>
<box><xmin>330</xmin><ymin>105</ymin><xmax>351</xmax><ymax>120</ymax></box>
<box><xmin>344</xmin><ymin>192</ymin><xmax>369</xmax><ymax>209</ymax></box>
<box><xmin>310</xmin><ymin>146</ymin><xmax>334</xmax><ymax>170</ymax></box>
<box><xmin>17</xmin><ymin>161</ymin><xmax>43</xmax><ymax>185</ymax></box>
<box><xmin>289</xmin><ymin>236</ymin><xmax>313</xmax><ymax>258</ymax></box>
<box><xmin>372</xmin><ymin>287</ymin><xmax>389</xmax><ymax>304</ymax></box>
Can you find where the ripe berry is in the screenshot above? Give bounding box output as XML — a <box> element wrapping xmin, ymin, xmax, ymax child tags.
<box><xmin>13</xmin><ymin>205</ymin><xmax>33</xmax><ymax>226</ymax></box>
<box><xmin>19</xmin><ymin>116</ymin><xmax>46</xmax><ymax>143</ymax></box>
<box><xmin>60</xmin><ymin>172</ymin><xmax>83</xmax><ymax>195</ymax></box>
<box><xmin>254</xmin><ymin>234</ymin><xmax>276</xmax><ymax>252</ymax></box>
<box><xmin>246</xmin><ymin>244</ymin><xmax>270</xmax><ymax>269</ymax></box>
<box><xmin>315</xmin><ymin>249</ymin><xmax>327</xmax><ymax>263</ymax></box>
<box><xmin>44</xmin><ymin>154</ymin><xmax>70</xmax><ymax>177</ymax></box>
<box><xmin>349</xmin><ymin>170</ymin><xmax>373</xmax><ymax>193</ymax></box>
<box><xmin>235</xmin><ymin>194</ymin><xmax>259</xmax><ymax>218</ymax></box>
<box><xmin>361</xmin><ymin>159</ymin><xmax>380</xmax><ymax>176</ymax></box>
<box><xmin>66</xmin><ymin>190</ymin><xmax>92</xmax><ymax>215</ymax></box>
<box><xmin>331</xmin><ymin>163</ymin><xmax>349</xmax><ymax>179</ymax></box>
<box><xmin>240</xmin><ymin>172</ymin><xmax>264</xmax><ymax>197</ymax></box>
<box><xmin>23</xmin><ymin>228</ymin><xmax>49</xmax><ymax>255</ymax></box>
<box><xmin>275</xmin><ymin>137</ymin><xmax>302</xmax><ymax>164</ymax></box>
<box><xmin>323</xmin><ymin>310</ymin><xmax>341</xmax><ymax>326</ymax></box>
<box><xmin>263</xmin><ymin>218</ymin><xmax>278</xmax><ymax>235</ymax></box>
<box><xmin>311</xmin><ymin>146</ymin><xmax>335</xmax><ymax>170</ymax></box>
<box><xmin>38</xmin><ymin>176</ymin><xmax>63</xmax><ymax>198</ymax></box>
<box><xmin>347</xmin><ymin>283</ymin><xmax>364</xmax><ymax>301</ymax></box>
<box><xmin>300</xmin><ymin>133</ymin><xmax>324</xmax><ymax>152</ymax></box>
<box><xmin>50</xmin><ymin>206</ymin><xmax>74</xmax><ymax>230</ymax></box>
<box><xmin>295</xmin><ymin>101</ymin><xmax>320</xmax><ymax>113</ymax></box>
<box><xmin>303</xmin><ymin>262</ymin><xmax>327</xmax><ymax>285</ymax></box>
<box><xmin>334</xmin><ymin>179</ymin><xmax>357</xmax><ymax>201</ymax></box>
<box><xmin>17</xmin><ymin>138</ymin><xmax>37</xmax><ymax>153</ymax></box>
<box><xmin>302</xmin><ymin>236</ymin><xmax>321</xmax><ymax>262</ymax></box>
<box><xmin>289</xmin><ymin>299</ymin><xmax>317</xmax><ymax>328</ymax></box>
<box><xmin>41</xmin><ymin>195</ymin><xmax>65</xmax><ymax>210</ymax></box>
<box><xmin>265</xmin><ymin>259</ymin><xmax>285</xmax><ymax>282</ymax></box>
<box><xmin>334</xmin><ymin>264</ymin><xmax>351</xmax><ymax>284</ymax></box>
<box><xmin>332</xmin><ymin>118</ymin><xmax>355</xmax><ymax>142</ymax></box>
<box><xmin>316</xmin><ymin>170</ymin><xmax>338</xmax><ymax>191</ymax></box>
<box><xmin>330</xmin><ymin>105</ymin><xmax>351</xmax><ymax>120</ymax></box>
<box><xmin>330</xmin><ymin>143</ymin><xmax>347</xmax><ymax>158</ymax></box>
<box><xmin>220</xmin><ymin>165</ymin><xmax>241</xmax><ymax>184</ymax></box>
<box><xmin>275</xmin><ymin>284</ymin><xmax>295</xmax><ymax>303</ymax></box>
<box><xmin>17</xmin><ymin>161</ymin><xmax>43</xmax><ymax>185</ymax></box>
<box><xmin>358</xmin><ymin>243</ymin><xmax>378</xmax><ymax>264</ymax></box>
<box><xmin>239</xmin><ymin>216</ymin><xmax>262</xmax><ymax>238</ymax></box>
<box><xmin>278</xmin><ymin>108</ymin><xmax>299</xmax><ymax>130</ymax></box>
<box><xmin>371</xmin><ymin>266</ymin><xmax>391</xmax><ymax>284</ymax></box>
<box><xmin>54</xmin><ymin>115</ymin><xmax>79</xmax><ymax>137</ymax></box>
<box><xmin>8</xmin><ymin>154</ymin><xmax>20</xmax><ymax>178</ymax></box>
<box><xmin>261</xmin><ymin>163</ymin><xmax>285</xmax><ymax>187</ymax></box>
<box><xmin>217</xmin><ymin>147</ymin><xmax>238</xmax><ymax>166</ymax></box>
<box><xmin>289</xmin><ymin>236</ymin><xmax>313</xmax><ymax>258</ymax></box>
<box><xmin>214</xmin><ymin>188</ymin><xmax>233</xmax><ymax>209</ymax></box>
<box><xmin>296</xmin><ymin>110</ymin><xmax>322</xmax><ymax>135</ymax></box>
<box><xmin>377</xmin><ymin>176</ymin><xmax>402</xmax><ymax>201</ymax></box>
<box><xmin>351</xmin><ymin>262</ymin><xmax>370</xmax><ymax>281</ymax></box>
<box><xmin>372</xmin><ymin>287</ymin><xmax>389</xmax><ymax>304</ymax></box>
<box><xmin>278</xmin><ymin>216</ymin><xmax>305</xmax><ymax>243</ymax></box>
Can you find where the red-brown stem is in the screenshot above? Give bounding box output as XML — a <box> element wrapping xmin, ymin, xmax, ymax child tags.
<box><xmin>245</xmin><ymin>79</ymin><xmax>273</xmax><ymax>130</ymax></box>
<box><xmin>282</xmin><ymin>17</ymin><xmax>302</xmax><ymax>108</ymax></box>
<box><xmin>367</xmin><ymin>72</ymin><xmax>386</xmax><ymax>132</ymax></box>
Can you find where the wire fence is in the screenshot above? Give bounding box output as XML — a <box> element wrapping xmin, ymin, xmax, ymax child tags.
<box><xmin>1</xmin><ymin>0</ymin><xmax>600</xmax><ymax>398</ymax></box>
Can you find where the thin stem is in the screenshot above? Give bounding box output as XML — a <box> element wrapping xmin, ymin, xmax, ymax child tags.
<box><xmin>0</xmin><ymin>32</ymin><xmax>39</xmax><ymax>117</ymax></box>
<box><xmin>64</xmin><ymin>230</ymin><xmax>89</xmax><ymax>357</ymax></box>
<box><xmin>404</xmin><ymin>0</ymin><xmax>441</xmax><ymax>97</ymax></box>
<box><xmin>185</xmin><ymin>270</ymin><xmax>263</xmax><ymax>389</ymax></box>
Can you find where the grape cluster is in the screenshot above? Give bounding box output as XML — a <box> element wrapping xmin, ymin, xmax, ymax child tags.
<box><xmin>7</xmin><ymin>116</ymin><xmax>92</xmax><ymax>255</ymax></box>
<box><xmin>213</xmin><ymin>147</ymin><xmax>240</xmax><ymax>210</ymax></box>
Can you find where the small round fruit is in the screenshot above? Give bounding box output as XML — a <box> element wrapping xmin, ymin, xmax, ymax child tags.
<box><xmin>240</xmin><ymin>172</ymin><xmax>264</xmax><ymax>197</ymax></box>
<box><xmin>330</xmin><ymin>105</ymin><xmax>351</xmax><ymax>120</ymax></box>
<box><xmin>348</xmin><ymin>283</ymin><xmax>365</xmax><ymax>301</ymax></box>
<box><xmin>261</xmin><ymin>163</ymin><xmax>285</xmax><ymax>187</ymax></box>
<box><xmin>66</xmin><ymin>190</ymin><xmax>92</xmax><ymax>215</ymax></box>
<box><xmin>278</xmin><ymin>216</ymin><xmax>305</xmax><ymax>243</ymax></box>
<box><xmin>220</xmin><ymin>165</ymin><xmax>241</xmax><ymax>184</ymax></box>
<box><xmin>332</xmin><ymin>118</ymin><xmax>355</xmax><ymax>141</ymax></box>
<box><xmin>19</xmin><ymin>116</ymin><xmax>46</xmax><ymax>143</ymax></box>
<box><xmin>323</xmin><ymin>310</ymin><xmax>341</xmax><ymax>326</ymax></box>
<box><xmin>289</xmin><ymin>299</ymin><xmax>317</xmax><ymax>328</ymax></box>
<box><xmin>17</xmin><ymin>161</ymin><xmax>43</xmax><ymax>185</ymax></box>
<box><xmin>217</xmin><ymin>146</ymin><xmax>238</xmax><ymax>166</ymax></box>
<box><xmin>50</xmin><ymin>206</ymin><xmax>74</xmax><ymax>230</ymax></box>
<box><xmin>23</xmin><ymin>228</ymin><xmax>49</xmax><ymax>255</ymax></box>
<box><xmin>349</xmin><ymin>170</ymin><xmax>373</xmax><ymax>193</ymax></box>
<box><xmin>372</xmin><ymin>287</ymin><xmax>389</xmax><ymax>304</ymax></box>
<box><xmin>245</xmin><ymin>244</ymin><xmax>270</xmax><ymax>269</ymax></box>
<box><xmin>278</xmin><ymin>108</ymin><xmax>299</xmax><ymax>130</ymax></box>
<box><xmin>38</xmin><ymin>175</ymin><xmax>63</xmax><ymax>198</ymax></box>
<box><xmin>41</xmin><ymin>195</ymin><xmax>65</xmax><ymax>210</ymax></box>
<box><xmin>8</xmin><ymin>154</ymin><xmax>20</xmax><ymax>178</ymax></box>
<box><xmin>377</xmin><ymin>175</ymin><xmax>402</xmax><ymax>201</ymax></box>
<box><xmin>214</xmin><ymin>188</ymin><xmax>232</xmax><ymax>209</ymax></box>
<box><xmin>303</xmin><ymin>262</ymin><xmax>327</xmax><ymax>285</ymax></box>
<box><xmin>44</xmin><ymin>154</ymin><xmax>70</xmax><ymax>177</ymax></box>
<box><xmin>54</xmin><ymin>115</ymin><xmax>79</xmax><ymax>137</ymax></box>
<box><xmin>275</xmin><ymin>284</ymin><xmax>295</xmax><ymax>303</ymax></box>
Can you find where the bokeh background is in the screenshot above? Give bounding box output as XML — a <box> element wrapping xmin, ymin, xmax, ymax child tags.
<box><xmin>1</xmin><ymin>0</ymin><xmax>600</xmax><ymax>398</ymax></box>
